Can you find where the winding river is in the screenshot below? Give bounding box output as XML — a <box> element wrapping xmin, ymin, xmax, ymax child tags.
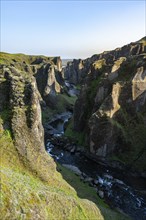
<box><xmin>45</xmin><ymin>112</ymin><xmax>146</xmax><ymax>220</ymax></box>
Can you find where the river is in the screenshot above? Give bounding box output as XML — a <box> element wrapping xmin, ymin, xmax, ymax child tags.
<box><xmin>44</xmin><ymin>111</ymin><xmax>146</xmax><ymax>220</ymax></box>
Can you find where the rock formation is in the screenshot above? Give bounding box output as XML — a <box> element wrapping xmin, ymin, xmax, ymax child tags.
<box><xmin>0</xmin><ymin>53</ymin><xmax>64</xmax><ymax>108</ymax></box>
<box><xmin>64</xmin><ymin>59</ymin><xmax>87</xmax><ymax>84</ymax></box>
<box><xmin>1</xmin><ymin>36</ymin><xmax>145</xmax><ymax>218</ymax></box>
<box><xmin>71</xmin><ymin>37</ymin><xmax>146</xmax><ymax>172</ymax></box>
<box><xmin>0</xmin><ymin>54</ymin><xmax>105</xmax><ymax>219</ymax></box>
<box><xmin>0</xmin><ymin>63</ymin><xmax>57</xmax><ymax>181</ymax></box>
<box><xmin>65</xmin><ymin>37</ymin><xmax>146</xmax><ymax>85</ymax></box>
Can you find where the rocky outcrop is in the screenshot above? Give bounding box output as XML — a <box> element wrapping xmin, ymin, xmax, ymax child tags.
<box><xmin>34</xmin><ymin>62</ymin><xmax>64</xmax><ymax>106</ymax></box>
<box><xmin>132</xmin><ymin>66</ymin><xmax>146</xmax><ymax>101</ymax></box>
<box><xmin>0</xmin><ymin>65</ymin><xmax>56</xmax><ymax>181</ymax></box>
<box><xmin>64</xmin><ymin>59</ymin><xmax>87</xmax><ymax>84</ymax></box>
<box><xmin>0</xmin><ymin>53</ymin><xmax>65</xmax><ymax>108</ymax></box>
<box><xmin>0</xmin><ymin>55</ymin><xmax>107</xmax><ymax>220</ymax></box>
<box><xmin>64</xmin><ymin>37</ymin><xmax>146</xmax><ymax>85</ymax></box>
<box><xmin>31</xmin><ymin>56</ymin><xmax>65</xmax><ymax>107</ymax></box>
<box><xmin>73</xmin><ymin>37</ymin><xmax>146</xmax><ymax>172</ymax></box>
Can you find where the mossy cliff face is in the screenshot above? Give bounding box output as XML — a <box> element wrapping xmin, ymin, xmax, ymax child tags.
<box><xmin>0</xmin><ymin>131</ymin><xmax>103</xmax><ymax>220</ymax></box>
<box><xmin>0</xmin><ymin>53</ymin><xmax>64</xmax><ymax>108</ymax></box>
<box><xmin>0</xmin><ymin>65</ymin><xmax>56</xmax><ymax>181</ymax></box>
<box><xmin>72</xmin><ymin>37</ymin><xmax>146</xmax><ymax>172</ymax></box>
<box><xmin>0</xmin><ymin>58</ymin><xmax>108</xmax><ymax>219</ymax></box>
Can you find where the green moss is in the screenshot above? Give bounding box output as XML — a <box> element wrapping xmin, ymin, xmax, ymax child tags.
<box><xmin>110</xmin><ymin>110</ymin><xmax>146</xmax><ymax>171</ymax></box>
<box><xmin>89</xmin><ymin>77</ymin><xmax>102</xmax><ymax>99</ymax></box>
<box><xmin>65</xmin><ymin>119</ymin><xmax>86</xmax><ymax>145</ymax></box>
<box><xmin>0</xmin><ymin>52</ymin><xmax>53</xmax><ymax>66</ymax></box>
<box><xmin>42</xmin><ymin>107</ymin><xmax>55</xmax><ymax>123</ymax></box>
<box><xmin>110</xmin><ymin>118</ymin><xmax>127</xmax><ymax>140</ymax></box>
<box><xmin>57</xmin><ymin>163</ymin><xmax>130</xmax><ymax>220</ymax></box>
<box><xmin>42</xmin><ymin>94</ymin><xmax>77</xmax><ymax>124</ymax></box>
<box><xmin>0</xmin><ymin>52</ymin><xmax>30</xmax><ymax>65</ymax></box>
<box><xmin>75</xmin><ymin>84</ymin><xmax>81</xmax><ymax>90</ymax></box>
<box><xmin>0</xmin><ymin>113</ymin><xmax>129</xmax><ymax>219</ymax></box>
<box><xmin>1</xmin><ymin>123</ymin><xmax>126</xmax><ymax>220</ymax></box>
<box><xmin>83</xmin><ymin>76</ymin><xmax>103</xmax><ymax>123</ymax></box>
<box><xmin>60</xmin><ymin>93</ymin><xmax>77</xmax><ymax>105</ymax></box>
<box><xmin>0</xmin><ymin>109</ymin><xmax>11</xmax><ymax>122</ymax></box>
<box><xmin>0</xmin><ymin>51</ymin><xmax>131</xmax><ymax>219</ymax></box>
<box><xmin>55</xmin><ymin>93</ymin><xmax>77</xmax><ymax>112</ymax></box>
<box><xmin>117</xmin><ymin>58</ymin><xmax>137</xmax><ymax>81</ymax></box>
<box><xmin>0</xmin><ymin>128</ymin><xmax>106</xmax><ymax>220</ymax></box>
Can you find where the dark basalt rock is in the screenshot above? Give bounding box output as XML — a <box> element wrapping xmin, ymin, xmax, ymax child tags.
<box><xmin>71</xmin><ymin>37</ymin><xmax>146</xmax><ymax>173</ymax></box>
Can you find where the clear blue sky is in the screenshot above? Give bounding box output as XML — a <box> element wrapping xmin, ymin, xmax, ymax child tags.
<box><xmin>1</xmin><ymin>0</ymin><xmax>146</xmax><ymax>59</ymax></box>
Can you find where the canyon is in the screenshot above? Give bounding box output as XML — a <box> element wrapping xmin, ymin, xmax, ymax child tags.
<box><xmin>0</xmin><ymin>37</ymin><xmax>146</xmax><ymax>219</ymax></box>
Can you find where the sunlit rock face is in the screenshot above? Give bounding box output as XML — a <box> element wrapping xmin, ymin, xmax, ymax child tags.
<box><xmin>0</xmin><ymin>60</ymin><xmax>56</xmax><ymax>181</ymax></box>
<box><xmin>73</xmin><ymin>37</ymin><xmax>146</xmax><ymax>172</ymax></box>
<box><xmin>0</xmin><ymin>54</ymin><xmax>105</xmax><ymax>220</ymax></box>
<box><xmin>35</xmin><ymin>63</ymin><xmax>62</xmax><ymax>97</ymax></box>
<box><xmin>32</xmin><ymin>56</ymin><xmax>64</xmax><ymax>107</ymax></box>
<box><xmin>132</xmin><ymin>66</ymin><xmax>146</xmax><ymax>101</ymax></box>
<box><xmin>64</xmin><ymin>37</ymin><xmax>146</xmax><ymax>85</ymax></box>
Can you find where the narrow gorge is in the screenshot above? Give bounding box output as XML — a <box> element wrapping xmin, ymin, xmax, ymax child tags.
<box><xmin>0</xmin><ymin>37</ymin><xmax>146</xmax><ymax>220</ymax></box>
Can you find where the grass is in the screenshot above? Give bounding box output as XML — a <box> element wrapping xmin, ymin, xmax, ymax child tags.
<box><xmin>0</xmin><ymin>118</ymin><xmax>130</xmax><ymax>220</ymax></box>
<box><xmin>42</xmin><ymin>107</ymin><xmax>56</xmax><ymax>123</ymax></box>
<box><xmin>0</xmin><ymin>52</ymin><xmax>54</xmax><ymax>65</ymax></box>
<box><xmin>88</xmin><ymin>77</ymin><xmax>102</xmax><ymax>99</ymax></box>
<box><xmin>57</xmin><ymin>163</ymin><xmax>130</xmax><ymax>220</ymax></box>
<box><xmin>0</xmin><ymin>51</ymin><xmax>133</xmax><ymax>219</ymax></box>
<box><xmin>65</xmin><ymin>119</ymin><xmax>86</xmax><ymax>146</ymax></box>
<box><xmin>0</xmin><ymin>127</ymin><xmax>103</xmax><ymax>220</ymax></box>
<box><xmin>56</xmin><ymin>93</ymin><xmax>77</xmax><ymax>111</ymax></box>
<box><xmin>75</xmin><ymin>84</ymin><xmax>81</xmax><ymax>90</ymax></box>
<box><xmin>82</xmin><ymin>75</ymin><xmax>103</xmax><ymax>124</ymax></box>
<box><xmin>65</xmin><ymin>76</ymin><xmax>103</xmax><ymax>146</ymax></box>
<box><xmin>0</xmin><ymin>52</ymin><xmax>31</xmax><ymax>65</ymax></box>
<box><xmin>42</xmin><ymin>94</ymin><xmax>77</xmax><ymax>124</ymax></box>
<box><xmin>117</xmin><ymin>58</ymin><xmax>137</xmax><ymax>81</ymax></box>
<box><xmin>57</xmin><ymin>163</ymin><xmax>108</xmax><ymax>208</ymax></box>
<box><xmin>109</xmin><ymin>111</ymin><xmax>146</xmax><ymax>171</ymax></box>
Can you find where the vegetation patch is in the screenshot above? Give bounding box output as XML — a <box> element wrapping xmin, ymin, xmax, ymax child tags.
<box><xmin>57</xmin><ymin>163</ymin><xmax>130</xmax><ymax>220</ymax></box>
<box><xmin>42</xmin><ymin>94</ymin><xmax>77</xmax><ymax>124</ymax></box>
<box><xmin>0</xmin><ymin>127</ymin><xmax>103</xmax><ymax>220</ymax></box>
<box><xmin>56</xmin><ymin>93</ymin><xmax>77</xmax><ymax>111</ymax></box>
<box><xmin>65</xmin><ymin>118</ymin><xmax>86</xmax><ymax>146</ymax></box>
<box><xmin>110</xmin><ymin>110</ymin><xmax>146</xmax><ymax>171</ymax></box>
<box><xmin>117</xmin><ymin>58</ymin><xmax>137</xmax><ymax>81</ymax></box>
<box><xmin>0</xmin><ymin>125</ymin><xmax>128</xmax><ymax>220</ymax></box>
<box><xmin>0</xmin><ymin>52</ymin><xmax>54</xmax><ymax>66</ymax></box>
<box><xmin>84</xmin><ymin>75</ymin><xmax>103</xmax><ymax>122</ymax></box>
<box><xmin>0</xmin><ymin>109</ymin><xmax>11</xmax><ymax>123</ymax></box>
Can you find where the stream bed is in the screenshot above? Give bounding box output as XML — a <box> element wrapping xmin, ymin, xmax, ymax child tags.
<box><xmin>45</xmin><ymin>112</ymin><xmax>146</xmax><ymax>220</ymax></box>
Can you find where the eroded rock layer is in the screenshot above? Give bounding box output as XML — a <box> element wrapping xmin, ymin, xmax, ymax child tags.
<box><xmin>0</xmin><ymin>54</ymin><xmax>108</xmax><ymax>219</ymax></box>
<box><xmin>71</xmin><ymin>37</ymin><xmax>146</xmax><ymax>172</ymax></box>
